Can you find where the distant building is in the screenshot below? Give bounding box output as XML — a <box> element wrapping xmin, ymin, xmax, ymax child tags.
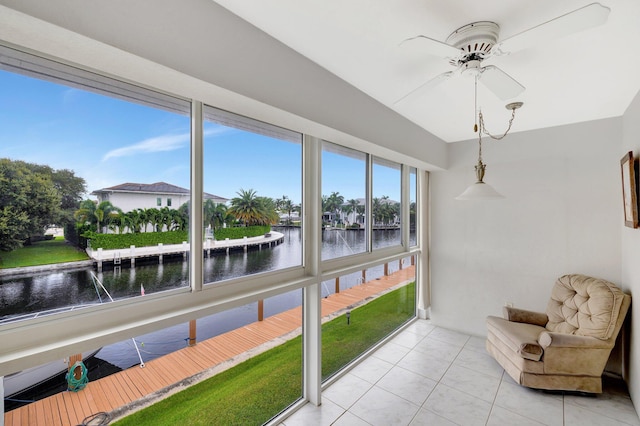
<box><xmin>91</xmin><ymin>182</ymin><xmax>228</xmax><ymax>212</ymax></box>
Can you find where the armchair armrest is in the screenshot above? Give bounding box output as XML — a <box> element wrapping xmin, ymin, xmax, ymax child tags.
<box><xmin>503</xmin><ymin>306</ymin><xmax>548</xmax><ymax>326</ymax></box>
<box><xmin>538</xmin><ymin>331</ymin><xmax>611</xmax><ymax>350</ymax></box>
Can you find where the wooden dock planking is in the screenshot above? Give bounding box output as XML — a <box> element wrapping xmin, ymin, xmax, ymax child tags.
<box><xmin>5</xmin><ymin>408</ymin><xmax>16</xmax><ymax>426</ymax></box>
<box><xmin>5</xmin><ymin>266</ymin><xmax>415</xmax><ymax>425</ymax></box>
<box><xmin>192</xmin><ymin>343</ymin><xmax>218</xmax><ymax>365</ymax></box>
<box><xmin>88</xmin><ymin>381</ymin><xmax>116</xmax><ymax>413</ymax></box>
<box><xmin>59</xmin><ymin>391</ymin><xmax>78</xmax><ymax>425</ymax></box>
<box><xmin>27</xmin><ymin>402</ymin><xmax>37</xmax><ymax>426</ymax></box>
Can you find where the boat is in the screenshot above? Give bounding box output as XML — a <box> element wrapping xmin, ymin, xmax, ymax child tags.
<box><xmin>3</xmin><ymin>349</ymin><xmax>100</xmax><ymax>398</ymax></box>
<box><xmin>1</xmin><ymin>305</ymin><xmax>101</xmax><ymax>398</ymax></box>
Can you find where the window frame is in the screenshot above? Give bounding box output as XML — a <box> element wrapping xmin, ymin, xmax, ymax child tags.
<box><xmin>0</xmin><ymin>45</ymin><xmax>424</xmax><ymax>394</ymax></box>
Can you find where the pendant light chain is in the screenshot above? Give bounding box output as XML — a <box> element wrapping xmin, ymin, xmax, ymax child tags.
<box><xmin>478</xmin><ymin>107</ymin><xmax>517</xmax><ymax>141</ymax></box>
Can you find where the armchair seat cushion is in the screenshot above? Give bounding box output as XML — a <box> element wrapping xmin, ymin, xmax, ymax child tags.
<box><xmin>487</xmin><ymin>315</ymin><xmax>544</xmax><ymax>361</ymax></box>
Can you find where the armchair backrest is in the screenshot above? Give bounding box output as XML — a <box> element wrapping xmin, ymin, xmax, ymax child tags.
<box><xmin>545</xmin><ymin>274</ymin><xmax>626</xmax><ymax>340</ymax></box>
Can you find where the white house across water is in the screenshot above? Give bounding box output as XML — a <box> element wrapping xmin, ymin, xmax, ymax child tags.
<box><xmin>91</xmin><ymin>182</ymin><xmax>228</xmax><ymax>212</ymax></box>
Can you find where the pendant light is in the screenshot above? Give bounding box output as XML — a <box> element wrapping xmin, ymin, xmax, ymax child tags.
<box><xmin>456</xmin><ymin>76</ymin><xmax>522</xmax><ymax>200</ymax></box>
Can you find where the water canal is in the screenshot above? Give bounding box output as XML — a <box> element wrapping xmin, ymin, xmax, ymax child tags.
<box><xmin>1</xmin><ymin>227</ymin><xmax>414</xmax><ymax>408</ymax></box>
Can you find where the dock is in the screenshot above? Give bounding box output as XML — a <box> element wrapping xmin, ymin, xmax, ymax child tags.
<box><xmin>4</xmin><ymin>265</ymin><xmax>415</xmax><ymax>426</ymax></box>
<box><xmin>87</xmin><ymin>232</ymin><xmax>285</xmax><ymax>269</ymax></box>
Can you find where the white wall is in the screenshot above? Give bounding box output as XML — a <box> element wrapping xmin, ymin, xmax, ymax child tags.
<box><xmin>430</xmin><ymin>117</ymin><xmax>623</xmax><ymax>337</ymax></box>
<box><xmin>622</xmin><ymin>89</ymin><xmax>640</xmax><ymax>409</ymax></box>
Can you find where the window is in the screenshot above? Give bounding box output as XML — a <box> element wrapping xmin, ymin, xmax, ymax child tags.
<box><xmin>322</xmin><ymin>142</ymin><xmax>367</xmax><ymax>260</ymax></box>
<box><xmin>372</xmin><ymin>157</ymin><xmax>402</xmax><ymax>250</ymax></box>
<box><xmin>0</xmin><ymin>44</ymin><xmax>423</xmax><ymax>424</ymax></box>
<box><xmin>322</xmin><ymin>259</ymin><xmax>416</xmax><ymax>380</ymax></box>
<box><xmin>0</xmin><ymin>45</ymin><xmax>191</xmax><ymax>321</ymax></box>
<box><xmin>410</xmin><ymin>167</ymin><xmax>417</xmax><ymax>247</ymax></box>
<box><xmin>202</xmin><ymin>106</ymin><xmax>302</xmax><ymax>284</ymax></box>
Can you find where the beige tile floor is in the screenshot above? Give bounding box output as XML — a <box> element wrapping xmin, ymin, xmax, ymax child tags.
<box><xmin>281</xmin><ymin>320</ymin><xmax>640</xmax><ymax>426</ymax></box>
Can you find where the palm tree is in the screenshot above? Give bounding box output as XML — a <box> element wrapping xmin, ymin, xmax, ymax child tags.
<box><xmin>257</xmin><ymin>197</ymin><xmax>280</xmax><ymax>225</ymax></box>
<box><xmin>228</xmin><ymin>189</ymin><xmax>274</xmax><ymax>226</ymax></box>
<box><xmin>104</xmin><ymin>206</ymin><xmax>124</xmax><ymax>233</ymax></box>
<box><xmin>75</xmin><ymin>200</ymin><xmax>119</xmax><ymax>233</ymax></box>
<box><xmin>203</xmin><ymin>199</ymin><xmax>217</xmax><ymax>231</ymax></box>
<box><xmin>356</xmin><ymin>205</ymin><xmax>365</xmax><ymax>225</ymax></box>
<box><xmin>159</xmin><ymin>207</ymin><xmax>173</xmax><ymax>232</ymax></box>
<box><xmin>170</xmin><ymin>208</ymin><xmax>188</xmax><ymax>231</ymax></box>
<box><xmin>343</xmin><ymin>198</ymin><xmax>360</xmax><ymax>226</ymax></box>
<box><xmin>280</xmin><ymin>197</ymin><xmax>295</xmax><ymax>225</ymax></box>
<box><xmin>74</xmin><ymin>199</ymin><xmax>98</xmax><ymax>232</ymax></box>
<box><xmin>212</xmin><ymin>203</ymin><xmax>232</xmax><ymax>230</ymax></box>
<box><xmin>323</xmin><ymin>191</ymin><xmax>344</xmax><ymax>225</ymax></box>
<box><xmin>145</xmin><ymin>208</ymin><xmax>162</xmax><ymax>232</ymax></box>
<box><xmin>372</xmin><ymin>197</ymin><xmax>383</xmax><ymax>225</ymax></box>
<box><xmin>124</xmin><ymin>209</ymin><xmax>143</xmax><ymax>233</ymax></box>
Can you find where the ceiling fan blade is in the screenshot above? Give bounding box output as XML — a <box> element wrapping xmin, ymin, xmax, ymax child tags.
<box><xmin>394</xmin><ymin>71</ymin><xmax>454</xmax><ymax>105</ymax></box>
<box><xmin>479</xmin><ymin>65</ymin><xmax>525</xmax><ymax>100</ymax></box>
<box><xmin>495</xmin><ymin>2</ymin><xmax>610</xmax><ymax>55</ymax></box>
<box><xmin>399</xmin><ymin>35</ymin><xmax>461</xmax><ymax>59</ymax></box>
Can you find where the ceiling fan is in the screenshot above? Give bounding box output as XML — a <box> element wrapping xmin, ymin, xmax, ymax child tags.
<box><xmin>395</xmin><ymin>2</ymin><xmax>610</xmax><ymax>104</ymax></box>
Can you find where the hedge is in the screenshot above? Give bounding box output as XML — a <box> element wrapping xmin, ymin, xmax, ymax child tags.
<box><xmin>213</xmin><ymin>226</ymin><xmax>270</xmax><ymax>240</ymax></box>
<box><xmin>84</xmin><ymin>226</ymin><xmax>271</xmax><ymax>250</ymax></box>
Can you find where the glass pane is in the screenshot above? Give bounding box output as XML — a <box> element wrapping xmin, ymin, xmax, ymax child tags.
<box><xmin>322</xmin><ymin>142</ymin><xmax>367</xmax><ymax>260</ymax></box>
<box><xmin>0</xmin><ymin>61</ymin><xmax>190</xmax><ymax>322</ymax></box>
<box><xmin>322</xmin><ymin>258</ymin><xmax>416</xmax><ymax>380</ymax></box>
<box><xmin>113</xmin><ymin>291</ymin><xmax>303</xmax><ymax>424</ymax></box>
<box><xmin>410</xmin><ymin>167</ymin><xmax>417</xmax><ymax>247</ymax></box>
<box><xmin>372</xmin><ymin>157</ymin><xmax>401</xmax><ymax>249</ymax></box>
<box><xmin>202</xmin><ymin>106</ymin><xmax>302</xmax><ymax>284</ymax></box>
<box><xmin>7</xmin><ymin>290</ymin><xmax>303</xmax><ymax>424</ymax></box>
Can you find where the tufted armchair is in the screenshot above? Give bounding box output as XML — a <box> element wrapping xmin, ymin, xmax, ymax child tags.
<box><xmin>486</xmin><ymin>274</ymin><xmax>631</xmax><ymax>393</ymax></box>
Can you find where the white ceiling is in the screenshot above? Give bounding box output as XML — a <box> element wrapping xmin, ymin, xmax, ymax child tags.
<box><xmin>213</xmin><ymin>0</ymin><xmax>640</xmax><ymax>142</ymax></box>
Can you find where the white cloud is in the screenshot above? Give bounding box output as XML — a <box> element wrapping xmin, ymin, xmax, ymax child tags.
<box><xmin>102</xmin><ymin>132</ymin><xmax>190</xmax><ymax>161</ymax></box>
<box><xmin>102</xmin><ymin>126</ymin><xmax>230</xmax><ymax>161</ymax></box>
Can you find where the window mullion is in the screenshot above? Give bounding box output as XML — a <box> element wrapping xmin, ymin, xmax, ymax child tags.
<box><xmin>303</xmin><ymin>134</ymin><xmax>322</xmax><ymax>405</ymax></box>
<box><xmin>190</xmin><ymin>101</ymin><xmax>204</xmax><ymax>292</ymax></box>
<box><xmin>365</xmin><ymin>154</ymin><xmax>373</xmax><ymax>252</ymax></box>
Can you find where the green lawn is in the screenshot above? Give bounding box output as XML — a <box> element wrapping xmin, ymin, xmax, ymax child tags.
<box><xmin>0</xmin><ymin>237</ymin><xmax>89</xmax><ymax>268</ymax></box>
<box><xmin>114</xmin><ymin>282</ymin><xmax>415</xmax><ymax>426</ymax></box>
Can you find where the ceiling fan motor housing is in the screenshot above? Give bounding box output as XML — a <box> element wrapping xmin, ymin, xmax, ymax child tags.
<box><xmin>446</xmin><ymin>21</ymin><xmax>500</xmax><ymax>66</ymax></box>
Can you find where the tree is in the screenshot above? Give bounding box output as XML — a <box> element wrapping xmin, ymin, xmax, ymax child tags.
<box><xmin>74</xmin><ymin>200</ymin><xmax>120</xmax><ymax>234</ymax></box>
<box><xmin>74</xmin><ymin>199</ymin><xmax>99</xmax><ymax>232</ymax></box>
<box><xmin>256</xmin><ymin>197</ymin><xmax>280</xmax><ymax>225</ymax></box>
<box><xmin>323</xmin><ymin>191</ymin><xmax>344</xmax><ymax>225</ymax></box>
<box><xmin>212</xmin><ymin>203</ymin><xmax>232</xmax><ymax>230</ymax></box>
<box><xmin>275</xmin><ymin>195</ymin><xmax>296</xmax><ymax>225</ymax></box>
<box><xmin>372</xmin><ymin>197</ymin><xmax>383</xmax><ymax>224</ymax></box>
<box><xmin>18</xmin><ymin>162</ymin><xmax>86</xmax><ymax>230</ymax></box>
<box><xmin>228</xmin><ymin>189</ymin><xmax>277</xmax><ymax>226</ymax></box>
<box><xmin>343</xmin><ymin>198</ymin><xmax>360</xmax><ymax>225</ymax></box>
<box><xmin>145</xmin><ymin>208</ymin><xmax>162</xmax><ymax>232</ymax></box>
<box><xmin>0</xmin><ymin>159</ymin><xmax>61</xmax><ymax>250</ymax></box>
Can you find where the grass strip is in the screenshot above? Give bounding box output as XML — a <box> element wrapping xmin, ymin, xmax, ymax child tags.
<box><xmin>0</xmin><ymin>237</ymin><xmax>89</xmax><ymax>268</ymax></box>
<box><xmin>113</xmin><ymin>282</ymin><xmax>415</xmax><ymax>426</ymax></box>
<box><xmin>322</xmin><ymin>281</ymin><xmax>415</xmax><ymax>379</ymax></box>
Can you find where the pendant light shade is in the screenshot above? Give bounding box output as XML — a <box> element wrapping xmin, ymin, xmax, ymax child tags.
<box><xmin>455</xmin><ymin>157</ymin><xmax>505</xmax><ymax>200</ymax></box>
<box><xmin>455</xmin><ymin>181</ymin><xmax>504</xmax><ymax>200</ymax></box>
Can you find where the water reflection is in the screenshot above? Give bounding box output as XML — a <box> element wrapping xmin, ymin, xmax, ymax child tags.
<box><xmin>0</xmin><ymin>227</ymin><xmax>412</xmax><ymax>321</ymax></box>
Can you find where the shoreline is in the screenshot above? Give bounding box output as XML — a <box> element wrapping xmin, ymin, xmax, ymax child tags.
<box><xmin>0</xmin><ymin>259</ymin><xmax>95</xmax><ymax>277</ymax></box>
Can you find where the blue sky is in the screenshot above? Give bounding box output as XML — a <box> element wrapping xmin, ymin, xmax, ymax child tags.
<box><xmin>0</xmin><ymin>70</ymin><xmax>405</xmax><ymax>205</ymax></box>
